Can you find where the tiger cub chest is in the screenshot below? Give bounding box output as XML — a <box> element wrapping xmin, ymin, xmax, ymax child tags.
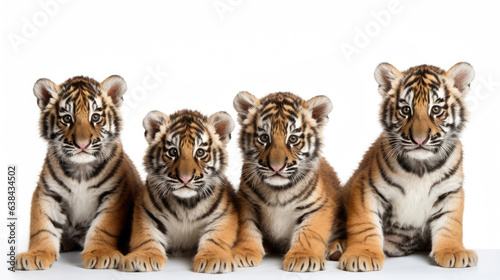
<box><xmin>61</xmin><ymin>178</ymin><xmax>117</xmax><ymax>232</ymax></box>
<box><xmin>375</xmin><ymin>175</ymin><xmax>436</xmax><ymax>256</ymax></box>
<box><xmin>260</xmin><ymin>204</ymin><xmax>298</xmax><ymax>251</ymax></box>
<box><xmin>66</xmin><ymin>183</ymin><xmax>101</xmax><ymax>225</ymax></box>
<box><xmin>165</xmin><ymin>219</ymin><xmax>206</xmax><ymax>256</ymax></box>
<box><xmin>376</xmin><ymin>171</ymin><xmax>461</xmax><ymax>228</ymax></box>
<box><xmin>374</xmin><ymin>169</ymin><xmax>462</xmax><ymax>256</ymax></box>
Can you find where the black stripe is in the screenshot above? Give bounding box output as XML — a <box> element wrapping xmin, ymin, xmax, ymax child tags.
<box><xmin>146</xmin><ymin>181</ymin><xmax>164</xmax><ymax>213</ymax></box>
<box><xmin>297</xmin><ymin>198</ymin><xmax>326</xmax><ymax>224</ymax></box>
<box><xmin>247</xmin><ymin>182</ymin><xmax>272</xmax><ymax>206</ymax></box>
<box><xmin>159</xmin><ymin>194</ymin><xmax>179</xmax><ymax>221</ymax></box>
<box><xmin>41</xmin><ymin>177</ymin><xmax>63</xmax><ymax>203</ymax></box>
<box><xmin>350</xmin><ymin>227</ymin><xmax>376</xmax><ymax>236</ymax></box>
<box><xmin>433</xmin><ymin>187</ymin><xmax>461</xmax><ymax>207</ymax></box>
<box><xmin>295</xmin><ymin>197</ymin><xmax>321</xmax><ymax>211</ymax></box>
<box><xmin>88</xmin><ymin>151</ymin><xmax>124</xmax><ymax>189</ymax></box>
<box><xmin>238</xmin><ymin>189</ymin><xmax>261</xmax><ymax>213</ymax></box>
<box><xmin>95</xmin><ymin>227</ymin><xmax>120</xmax><ymax>238</ymax></box>
<box><xmin>30</xmin><ymin>229</ymin><xmax>58</xmax><ymax>239</ymax></box>
<box><xmin>96</xmin><ymin>177</ymin><xmax>124</xmax><ymax>210</ymax></box>
<box><xmin>428</xmin><ymin>210</ymin><xmax>451</xmax><ymax>224</ymax></box>
<box><xmin>47</xmin><ymin>215</ymin><xmax>65</xmax><ymax>229</ymax></box>
<box><xmin>45</xmin><ymin>159</ymin><xmax>71</xmax><ymax>193</ymax></box>
<box><xmin>429</xmin><ymin>156</ymin><xmax>462</xmax><ymax>194</ymax></box>
<box><xmin>376</xmin><ymin>155</ymin><xmax>405</xmax><ymax>195</ymax></box>
<box><xmin>368</xmin><ymin>171</ymin><xmax>388</xmax><ymax>204</ymax></box>
<box><xmin>206</xmin><ymin>238</ymin><xmax>224</xmax><ymax>249</ymax></box>
<box><xmin>88</xmin><ymin>144</ymin><xmax>119</xmax><ymax>179</ymax></box>
<box><xmin>379</xmin><ymin>141</ymin><xmax>395</xmax><ymax>172</ymax></box>
<box><xmin>195</xmin><ymin>188</ymin><xmax>224</xmax><ymax>221</ymax></box>
<box><xmin>130</xmin><ymin>239</ymin><xmax>158</xmax><ymax>251</ymax></box>
<box><xmin>143</xmin><ymin>204</ymin><xmax>167</xmax><ymax>235</ymax></box>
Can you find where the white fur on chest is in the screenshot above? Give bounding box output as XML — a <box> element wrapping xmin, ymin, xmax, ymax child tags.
<box><xmin>261</xmin><ymin>204</ymin><xmax>297</xmax><ymax>247</ymax></box>
<box><xmin>383</xmin><ymin>175</ymin><xmax>435</xmax><ymax>227</ymax></box>
<box><xmin>164</xmin><ymin>218</ymin><xmax>206</xmax><ymax>254</ymax></box>
<box><xmin>47</xmin><ymin>174</ymin><xmax>117</xmax><ymax>226</ymax></box>
<box><xmin>66</xmin><ymin>182</ymin><xmax>101</xmax><ymax>224</ymax></box>
<box><xmin>375</xmin><ymin>168</ymin><xmax>462</xmax><ymax>228</ymax></box>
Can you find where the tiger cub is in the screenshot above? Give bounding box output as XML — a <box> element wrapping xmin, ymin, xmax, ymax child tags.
<box><xmin>122</xmin><ymin>109</ymin><xmax>238</xmax><ymax>273</ymax></box>
<box><xmin>232</xmin><ymin>92</ymin><xmax>345</xmax><ymax>272</ymax></box>
<box><xmin>339</xmin><ymin>63</ymin><xmax>478</xmax><ymax>272</ymax></box>
<box><xmin>16</xmin><ymin>76</ymin><xmax>142</xmax><ymax>270</ymax></box>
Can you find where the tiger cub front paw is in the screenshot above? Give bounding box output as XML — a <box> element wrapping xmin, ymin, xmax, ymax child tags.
<box><xmin>121</xmin><ymin>251</ymin><xmax>166</xmax><ymax>272</ymax></box>
<box><xmin>328</xmin><ymin>239</ymin><xmax>346</xmax><ymax>261</ymax></box>
<box><xmin>81</xmin><ymin>248</ymin><xmax>123</xmax><ymax>269</ymax></box>
<box><xmin>283</xmin><ymin>250</ymin><xmax>327</xmax><ymax>272</ymax></box>
<box><xmin>194</xmin><ymin>252</ymin><xmax>236</xmax><ymax>273</ymax></box>
<box><xmin>233</xmin><ymin>245</ymin><xmax>263</xmax><ymax>267</ymax></box>
<box><xmin>339</xmin><ymin>246</ymin><xmax>385</xmax><ymax>272</ymax></box>
<box><xmin>16</xmin><ymin>250</ymin><xmax>58</xmax><ymax>270</ymax></box>
<box><xmin>433</xmin><ymin>248</ymin><xmax>477</xmax><ymax>268</ymax></box>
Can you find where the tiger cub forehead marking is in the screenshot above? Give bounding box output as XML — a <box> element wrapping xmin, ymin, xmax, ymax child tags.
<box><xmin>253</xmin><ymin>93</ymin><xmax>309</xmax><ymax>131</ymax></box>
<box><xmin>163</xmin><ymin>111</ymin><xmax>211</xmax><ymax>146</ymax></box>
<box><xmin>398</xmin><ymin>66</ymin><xmax>448</xmax><ymax>104</ymax></box>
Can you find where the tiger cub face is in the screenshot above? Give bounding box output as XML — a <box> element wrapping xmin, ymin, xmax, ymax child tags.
<box><xmin>233</xmin><ymin>92</ymin><xmax>332</xmax><ymax>188</ymax></box>
<box><xmin>34</xmin><ymin>76</ymin><xmax>126</xmax><ymax>164</ymax></box>
<box><xmin>375</xmin><ymin>63</ymin><xmax>474</xmax><ymax>160</ymax></box>
<box><xmin>143</xmin><ymin>110</ymin><xmax>234</xmax><ymax>199</ymax></box>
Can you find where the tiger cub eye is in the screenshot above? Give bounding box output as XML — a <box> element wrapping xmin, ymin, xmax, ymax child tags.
<box><xmin>168</xmin><ymin>148</ymin><xmax>178</xmax><ymax>157</ymax></box>
<box><xmin>91</xmin><ymin>113</ymin><xmax>101</xmax><ymax>122</ymax></box>
<box><xmin>258</xmin><ymin>134</ymin><xmax>270</xmax><ymax>143</ymax></box>
<box><xmin>431</xmin><ymin>106</ymin><xmax>443</xmax><ymax>115</ymax></box>
<box><xmin>62</xmin><ymin>115</ymin><xmax>72</xmax><ymax>124</ymax></box>
<box><xmin>289</xmin><ymin>135</ymin><xmax>299</xmax><ymax>144</ymax></box>
<box><xmin>196</xmin><ymin>148</ymin><xmax>206</xmax><ymax>157</ymax></box>
<box><xmin>400</xmin><ymin>106</ymin><xmax>411</xmax><ymax>116</ymax></box>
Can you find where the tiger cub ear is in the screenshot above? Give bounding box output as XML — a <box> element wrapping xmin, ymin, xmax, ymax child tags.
<box><xmin>143</xmin><ymin>110</ymin><xmax>169</xmax><ymax>144</ymax></box>
<box><xmin>101</xmin><ymin>75</ymin><xmax>127</xmax><ymax>107</ymax></box>
<box><xmin>233</xmin><ymin>91</ymin><xmax>259</xmax><ymax>120</ymax></box>
<box><xmin>374</xmin><ymin>62</ymin><xmax>402</xmax><ymax>96</ymax></box>
<box><xmin>33</xmin><ymin>78</ymin><xmax>59</xmax><ymax>110</ymax></box>
<box><xmin>208</xmin><ymin>111</ymin><xmax>235</xmax><ymax>144</ymax></box>
<box><xmin>446</xmin><ymin>62</ymin><xmax>475</xmax><ymax>95</ymax></box>
<box><xmin>306</xmin><ymin>95</ymin><xmax>333</xmax><ymax>127</ymax></box>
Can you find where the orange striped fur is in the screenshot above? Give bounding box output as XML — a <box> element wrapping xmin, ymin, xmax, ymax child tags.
<box><xmin>122</xmin><ymin>109</ymin><xmax>239</xmax><ymax>273</ymax></box>
<box><xmin>232</xmin><ymin>92</ymin><xmax>346</xmax><ymax>272</ymax></box>
<box><xmin>16</xmin><ymin>76</ymin><xmax>142</xmax><ymax>270</ymax></box>
<box><xmin>340</xmin><ymin>63</ymin><xmax>477</xmax><ymax>272</ymax></box>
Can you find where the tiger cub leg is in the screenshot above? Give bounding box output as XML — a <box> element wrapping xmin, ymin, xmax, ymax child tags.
<box><xmin>16</xmin><ymin>190</ymin><xmax>61</xmax><ymax>270</ymax></box>
<box><xmin>121</xmin><ymin>204</ymin><xmax>166</xmax><ymax>272</ymax></box>
<box><xmin>81</xmin><ymin>191</ymin><xmax>131</xmax><ymax>269</ymax></box>
<box><xmin>232</xmin><ymin>196</ymin><xmax>265</xmax><ymax>267</ymax></box>
<box><xmin>283</xmin><ymin>203</ymin><xmax>333</xmax><ymax>272</ymax></box>
<box><xmin>194</xmin><ymin>206</ymin><xmax>239</xmax><ymax>273</ymax></box>
<box><xmin>339</xmin><ymin>181</ymin><xmax>385</xmax><ymax>272</ymax></box>
<box><xmin>327</xmin><ymin>214</ymin><xmax>347</xmax><ymax>261</ymax></box>
<box><xmin>430</xmin><ymin>189</ymin><xmax>477</xmax><ymax>268</ymax></box>
<box><xmin>327</xmin><ymin>239</ymin><xmax>346</xmax><ymax>261</ymax></box>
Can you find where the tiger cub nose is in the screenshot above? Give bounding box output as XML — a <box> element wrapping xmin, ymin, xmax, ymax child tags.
<box><xmin>412</xmin><ymin>137</ymin><xmax>427</xmax><ymax>145</ymax></box>
<box><xmin>76</xmin><ymin>141</ymin><xmax>90</xmax><ymax>150</ymax></box>
<box><xmin>179</xmin><ymin>177</ymin><xmax>192</xmax><ymax>184</ymax></box>
<box><xmin>271</xmin><ymin>165</ymin><xmax>284</xmax><ymax>173</ymax></box>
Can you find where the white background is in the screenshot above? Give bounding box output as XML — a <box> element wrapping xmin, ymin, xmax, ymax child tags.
<box><xmin>1</xmin><ymin>0</ymin><xmax>499</xmax><ymax>278</ymax></box>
